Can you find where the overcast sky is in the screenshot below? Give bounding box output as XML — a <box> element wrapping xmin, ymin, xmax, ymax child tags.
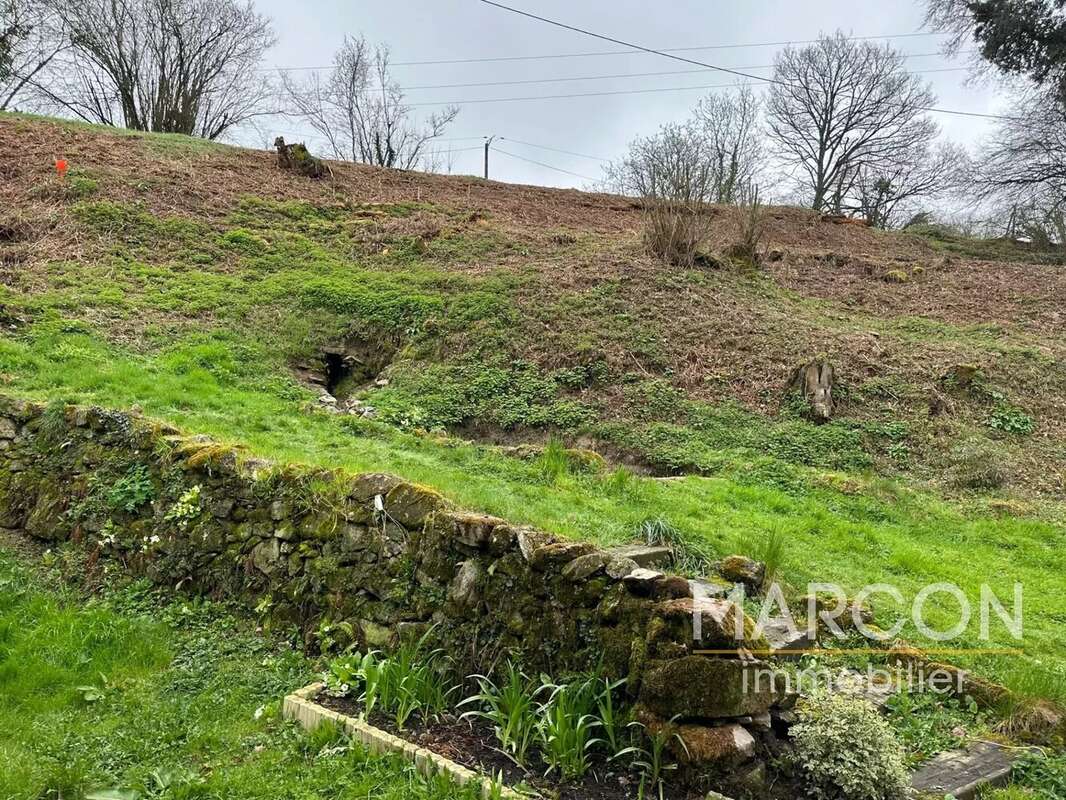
<box><xmin>253</xmin><ymin>0</ymin><xmax>1003</xmax><ymax>190</ymax></box>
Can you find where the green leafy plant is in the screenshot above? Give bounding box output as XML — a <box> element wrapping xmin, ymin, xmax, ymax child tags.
<box><xmin>323</xmin><ymin>627</ymin><xmax>456</xmax><ymax>729</ymax></box>
<box><xmin>76</xmin><ymin>673</ymin><xmax>111</xmax><ymax>703</ymax></box>
<box><xmin>163</xmin><ymin>485</ymin><xmax>202</xmax><ymax>528</ymax></box>
<box><xmin>107</xmin><ymin>465</ymin><xmax>155</xmax><ymax>512</ymax></box>
<box><xmin>885</xmin><ymin>691</ymin><xmax>983</xmax><ymax>766</ymax></box>
<box><xmin>985</xmin><ymin>403</ymin><xmax>1035</xmax><ymax>435</ymax></box>
<box><xmin>535</xmin><ymin>438</ymin><xmax>572</xmax><ymax>484</ymax></box>
<box><xmin>637</xmin><ymin>516</ymin><xmax>712</xmax><ymax>575</ymax></box>
<box><xmin>631</xmin><ymin>720</ymin><xmax>682</xmax><ymax>796</ymax></box>
<box><xmin>538</xmin><ymin>677</ymin><xmax>601</xmax><ymax>779</ymax></box>
<box><xmin>314</xmin><ymin>618</ymin><xmax>354</xmax><ymax>655</ymax></box>
<box><xmin>792</xmin><ymin>693</ymin><xmax>909</xmax><ymax>800</ymax></box>
<box><xmin>460</xmin><ymin>662</ymin><xmax>544</xmax><ymax>767</ymax></box>
<box><xmin>1007</xmin><ymin>751</ymin><xmax>1066</xmax><ymax>798</ymax></box>
<box><xmin>594</xmin><ymin>677</ymin><xmax>639</xmax><ymax>761</ymax></box>
<box><xmin>755</xmin><ymin>526</ymin><xmax>787</xmax><ymax>587</ymax></box>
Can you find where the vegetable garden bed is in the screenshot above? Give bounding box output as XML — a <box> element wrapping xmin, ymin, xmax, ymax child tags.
<box><xmin>283</xmin><ymin>683</ymin><xmax>700</xmax><ymax>800</ymax></box>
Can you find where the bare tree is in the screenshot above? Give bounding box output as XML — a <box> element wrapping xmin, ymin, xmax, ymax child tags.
<box><xmin>606</xmin><ymin>86</ymin><xmax>762</xmax><ymax>205</ymax></box>
<box><xmin>766</xmin><ymin>31</ymin><xmax>940</xmax><ymax>213</ymax></box>
<box><xmin>853</xmin><ymin>140</ymin><xmax>970</xmax><ymax>228</ymax></box>
<box><xmin>0</xmin><ymin>0</ymin><xmax>65</xmax><ymax>110</ymax></box>
<box><xmin>283</xmin><ymin>36</ymin><xmax>459</xmax><ymax>171</ymax></box>
<box><xmin>976</xmin><ymin>87</ymin><xmax>1066</xmax><ymax>214</ymax></box>
<box><xmin>33</xmin><ymin>0</ymin><xmax>275</xmax><ymax>139</ymax></box>
<box><xmin>689</xmin><ymin>85</ymin><xmax>763</xmax><ymax>204</ymax></box>
<box><xmin>603</xmin><ymin>87</ymin><xmax>765</xmax><ymax>266</ymax></box>
<box><xmin>607</xmin><ymin>122</ymin><xmax>717</xmax><ymax>266</ymax></box>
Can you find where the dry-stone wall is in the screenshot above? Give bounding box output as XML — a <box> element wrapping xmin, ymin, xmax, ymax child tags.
<box><xmin>0</xmin><ymin>395</ymin><xmax>793</xmax><ymax>776</ymax></box>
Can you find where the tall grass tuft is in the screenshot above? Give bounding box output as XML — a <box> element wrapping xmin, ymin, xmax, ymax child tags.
<box><xmin>637</xmin><ymin>516</ymin><xmax>713</xmax><ymax>575</ymax></box>
<box><xmin>535</xmin><ymin>438</ymin><xmax>572</xmax><ymax>484</ymax></box>
<box><xmin>755</xmin><ymin>525</ymin><xmax>788</xmax><ymax>588</ymax></box>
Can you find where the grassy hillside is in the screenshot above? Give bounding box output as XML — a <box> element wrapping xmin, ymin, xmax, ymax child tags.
<box><xmin>1</xmin><ymin>112</ymin><xmax>1064</xmax><ymax>700</ymax></box>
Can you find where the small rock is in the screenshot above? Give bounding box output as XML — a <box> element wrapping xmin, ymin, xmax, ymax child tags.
<box><xmin>605</xmin><ymin>555</ymin><xmax>639</xmax><ymax>580</ymax></box>
<box><xmin>384</xmin><ymin>481</ymin><xmax>448</xmax><ymax>528</ymax></box>
<box><xmin>516</xmin><ymin>527</ymin><xmax>552</xmax><ymax>562</ymax></box>
<box><xmin>749</xmin><ymin>711</ymin><xmax>772</xmax><ymax>729</ymax></box>
<box><xmin>717</xmin><ymin>555</ymin><xmax>766</xmax><ymax>592</ymax></box>
<box><xmin>446</xmin><ymin>512</ymin><xmax>504</xmax><ymax>549</ymax></box>
<box><xmin>0</xmin><ymin>418</ymin><xmax>16</xmax><ymax>439</ymax></box>
<box><xmin>447</xmin><ymin>560</ymin><xmax>481</xmax><ymax>610</ymax></box>
<box><xmin>689</xmin><ymin>577</ymin><xmax>732</xmax><ymax>599</ymax></box>
<box><xmin>530</xmin><ymin>541</ymin><xmax>596</xmax><ymax>570</ymax></box>
<box><xmin>655</xmin><ymin>574</ymin><xmax>692</xmax><ymax>599</ymax></box>
<box><xmin>561</xmin><ymin>551</ymin><xmax>608</xmax><ymax>581</ymax></box>
<box><xmin>360</xmin><ymin>619</ymin><xmax>393</xmax><ymax>648</ymax></box>
<box><xmin>761</xmin><ymin>616</ymin><xmax>817</xmax><ymax>659</ymax></box>
<box><xmin>670</xmin><ymin>723</ymin><xmax>755</xmax><ymax>765</ymax></box>
<box><xmin>608</xmin><ymin>544</ymin><xmax>673</xmax><ymax>568</ymax></box>
<box><xmin>622</xmin><ymin>567</ymin><xmax>665</xmax><ymax>595</ymax></box>
<box><xmin>251</xmin><ymin>538</ymin><xmax>281</xmax><ymax>574</ymax></box>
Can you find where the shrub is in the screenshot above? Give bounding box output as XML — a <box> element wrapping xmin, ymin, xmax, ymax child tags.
<box><xmin>643</xmin><ymin>201</ymin><xmax>711</xmax><ymax>268</ymax></box>
<box><xmin>538</xmin><ymin>678</ymin><xmax>601</xmax><ymax>779</ymax></box>
<box><xmin>947</xmin><ymin>440</ymin><xmax>1010</xmax><ymax>490</ymax></box>
<box><xmin>729</xmin><ymin>183</ymin><xmax>764</xmax><ymax>268</ymax></box>
<box><xmin>791</xmin><ymin>693</ymin><xmax>909</xmax><ymax>800</ymax></box>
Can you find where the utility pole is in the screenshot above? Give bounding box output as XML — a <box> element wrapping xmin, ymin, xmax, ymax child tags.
<box><xmin>483</xmin><ymin>135</ymin><xmax>497</xmax><ymax>179</ymax></box>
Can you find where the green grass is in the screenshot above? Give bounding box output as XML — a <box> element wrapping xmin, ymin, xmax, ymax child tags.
<box><xmin>0</xmin><ymin>126</ymin><xmax>1064</xmax><ymax>707</ymax></box>
<box><xmin>0</xmin><ymin>548</ymin><xmax>479</xmax><ymax>800</ymax></box>
<box><xmin>0</xmin><ymin>322</ymin><xmax>1063</xmax><ymax>702</ymax></box>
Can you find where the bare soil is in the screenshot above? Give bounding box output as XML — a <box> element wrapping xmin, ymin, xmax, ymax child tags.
<box><xmin>317</xmin><ymin>693</ymin><xmax>700</xmax><ymax>800</ymax></box>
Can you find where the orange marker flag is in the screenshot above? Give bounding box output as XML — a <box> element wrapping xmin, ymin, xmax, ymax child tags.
<box><xmin>55</xmin><ymin>159</ymin><xmax>68</xmax><ymax>177</ymax></box>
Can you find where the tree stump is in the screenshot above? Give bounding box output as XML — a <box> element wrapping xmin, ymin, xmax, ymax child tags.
<box><xmin>790</xmin><ymin>359</ymin><xmax>835</xmax><ymax>423</ymax></box>
<box><xmin>274</xmin><ymin>136</ymin><xmax>325</xmax><ymax>179</ymax></box>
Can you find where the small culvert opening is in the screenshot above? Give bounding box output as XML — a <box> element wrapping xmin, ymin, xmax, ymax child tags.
<box><xmin>294</xmin><ymin>336</ymin><xmax>398</xmax><ymax>412</ymax></box>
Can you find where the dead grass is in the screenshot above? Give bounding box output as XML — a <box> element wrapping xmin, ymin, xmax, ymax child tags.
<box><xmin>1</xmin><ymin>112</ymin><xmax>1064</xmax><ymax>499</ymax></box>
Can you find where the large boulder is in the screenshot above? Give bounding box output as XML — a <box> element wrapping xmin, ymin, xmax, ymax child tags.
<box><xmin>650</xmin><ymin>597</ymin><xmax>765</xmax><ymax>652</ymax></box>
<box><xmin>639</xmin><ymin>656</ymin><xmax>788</xmax><ymax>719</ymax></box>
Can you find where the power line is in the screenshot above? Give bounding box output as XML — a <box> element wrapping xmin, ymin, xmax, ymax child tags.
<box><xmin>396</xmin><ymin>51</ymin><xmax>964</xmax><ymax>91</ymax></box>
<box><xmin>271</xmin><ymin>48</ymin><xmax>960</xmax><ymax>79</ymax></box>
<box><xmin>478</xmin><ymin>0</ymin><xmax>1013</xmax><ymax>121</ymax></box>
<box><xmin>404</xmin><ymin>66</ymin><xmax>971</xmax><ymax>108</ymax></box>
<box><xmin>491</xmin><ymin>147</ymin><xmax>600</xmax><ymax>181</ymax></box>
<box><xmin>500</xmin><ymin>137</ymin><xmax>609</xmax><ymax>162</ymax></box>
<box><xmin>269</xmin><ymin>31</ymin><xmax>948</xmax><ymax>72</ymax></box>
